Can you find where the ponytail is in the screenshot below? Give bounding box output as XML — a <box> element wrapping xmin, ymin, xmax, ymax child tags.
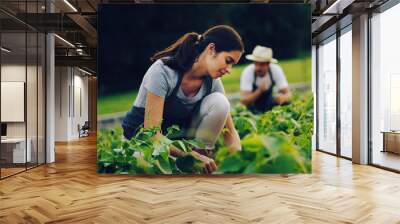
<box><xmin>151</xmin><ymin>25</ymin><xmax>243</xmax><ymax>73</ymax></box>
<box><xmin>151</xmin><ymin>32</ymin><xmax>200</xmax><ymax>72</ymax></box>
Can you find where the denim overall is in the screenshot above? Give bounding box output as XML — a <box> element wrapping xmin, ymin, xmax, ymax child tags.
<box><xmin>122</xmin><ymin>74</ymin><xmax>213</xmax><ymax>140</ymax></box>
<box><xmin>248</xmin><ymin>68</ymin><xmax>277</xmax><ymax>114</ymax></box>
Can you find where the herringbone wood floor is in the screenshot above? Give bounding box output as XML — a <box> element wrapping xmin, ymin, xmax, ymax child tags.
<box><xmin>1</xmin><ymin>135</ymin><xmax>400</xmax><ymax>224</ymax></box>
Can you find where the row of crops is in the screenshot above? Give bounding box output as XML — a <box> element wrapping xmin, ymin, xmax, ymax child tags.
<box><xmin>97</xmin><ymin>92</ymin><xmax>313</xmax><ymax>174</ymax></box>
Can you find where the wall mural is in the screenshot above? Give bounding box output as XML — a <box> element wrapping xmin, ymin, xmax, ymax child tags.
<box><xmin>97</xmin><ymin>4</ymin><xmax>312</xmax><ymax>175</ymax></box>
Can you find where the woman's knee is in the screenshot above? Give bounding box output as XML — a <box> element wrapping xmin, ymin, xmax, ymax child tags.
<box><xmin>203</xmin><ymin>92</ymin><xmax>230</xmax><ymax>116</ymax></box>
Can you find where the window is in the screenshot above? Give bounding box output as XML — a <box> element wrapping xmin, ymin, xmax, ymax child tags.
<box><xmin>339</xmin><ymin>28</ymin><xmax>352</xmax><ymax>158</ymax></box>
<box><xmin>0</xmin><ymin>2</ymin><xmax>46</xmax><ymax>179</ymax></box>
<box><xmin>317</xmin><ymin>35</ymin><xmax>337</xmax><ymax>154</ymax></box>
<box><xmin>371</xmin><ymin>2</ymin><xmax>400</xmax><ymax>171</ymax></box>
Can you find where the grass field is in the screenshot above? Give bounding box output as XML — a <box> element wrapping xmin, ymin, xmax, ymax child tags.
<box><xmin>98</xmin><ymin>56</ymin><xmax>311</xmax><ymax>116</ymax></box>
<box><xmin>221</xmin><ymin>56</ymin><xmax>311</xmax><ymax>93</ymax></box>
<box><xmin>98</xmin><ymin>90</ymin><xmax>138</xmax><ymax>116</ymax></box>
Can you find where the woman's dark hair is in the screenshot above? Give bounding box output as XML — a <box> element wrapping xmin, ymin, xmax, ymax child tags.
<box><xmin>151</xmin><ymin>25</ymin><xmax>244</xmax><ymax>73</ymax></box>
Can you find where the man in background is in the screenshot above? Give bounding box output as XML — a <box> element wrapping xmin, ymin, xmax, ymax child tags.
<box><xmin>240</xmin><ymin>45</ymin><xmax>291</xmax><ymax>113</ymax></box>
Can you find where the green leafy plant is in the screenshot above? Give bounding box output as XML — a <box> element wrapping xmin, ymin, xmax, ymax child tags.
<box><xmin>97</xmin><ymin>126</ymin><xmax>203</xmax><ymax>174</ymax></box>
<box><xmin>215</xmin><ymin>92</ymin><xmax>313</xmax><ymax>174</ymax></box>
<box><xmin>97</xmin><ymin>92</ymin><xmax>313</xmax><ymax>174</ymax></box>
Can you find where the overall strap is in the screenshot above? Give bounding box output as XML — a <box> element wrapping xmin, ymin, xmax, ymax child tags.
<box><xmin>203</xmin><ymin>75</ymin><xmax>213</xmax><ymax>96</ymax></box>
<box><xmin>170</xmin><ymin>72</ymin><xmax>184</xmax><ymax>96</ymax></box>
<box><xmin>252</xmin><ymin>68</ymin><xmax>275</xmax><ymax>91</ymax></box>
<box><xmin>191</xmin><ymin>76</ymin><xmax>213</xmax><ymax>115</ymax></box>
<box><xmin>252</xmin><ymin>72</ymin><xmax>257</xmax><ymax>91</ymax></box>
<box><xmin>173</xmin><ymin>73</ymin><xmax>212</xmax><ymax>99</ymax></box>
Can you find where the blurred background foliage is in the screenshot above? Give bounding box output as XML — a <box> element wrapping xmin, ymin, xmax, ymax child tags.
<box><xmin>98</xmin><ymin>4</ymin><xmax>311</xmax><ymax>97</ymax></box>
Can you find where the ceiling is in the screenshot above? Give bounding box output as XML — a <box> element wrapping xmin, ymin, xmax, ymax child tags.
<box><xmin>0</xmin><ymin>0</ymin><xmax>391</xmax><ymax>74</ymax></box>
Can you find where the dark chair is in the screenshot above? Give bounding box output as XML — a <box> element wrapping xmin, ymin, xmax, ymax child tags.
<box><xmin>78</xmin><ymin>121</ymin><xmax>90</xmax><ymax>138</ymax></box>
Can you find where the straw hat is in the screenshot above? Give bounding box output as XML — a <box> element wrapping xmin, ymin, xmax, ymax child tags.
<box><xmin>245</xmin><ymin>45</ymin><xmax>278</xmax><ymax>63</ymax></box>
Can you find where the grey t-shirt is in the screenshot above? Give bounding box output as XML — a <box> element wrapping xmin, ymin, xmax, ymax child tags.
<box><xmin>133</xmin><ymin>59</ymin><xmax>225</xmax><ymax>110</ymax></box>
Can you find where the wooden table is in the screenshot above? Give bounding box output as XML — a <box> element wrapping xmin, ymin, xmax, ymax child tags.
<box><xmin>381</xmin><ymin>131</ymin><xmax>400</xmax><ymax>154</ymax></box>
<box><xmin>1</xmin><ymin>138</ymin><xmax>31</xmax><ymax>163</ymax></box>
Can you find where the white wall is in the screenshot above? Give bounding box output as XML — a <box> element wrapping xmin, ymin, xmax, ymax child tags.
<box><xmin>1</xmin><ymin>65</ymin><xmax>42</xmax><ymax>137</ymax></box>
<box><xmin>55</xmin><ymin>67</ymin><xmax>89</xmax><ymax>141</ymax></box>
<box><xmin>72</xmin><ymin>72</ymin><xmax>89</xmax><ymax>138</ymax></box>
<box><xmin>55</xmin><ymin>66</ymin><xmax>69</xmax><ymax>141</ymax></box>
<box><xmin>1</xmin><ymin>65</ymin><xmax>26</xmax><ymax>138</ymax></box>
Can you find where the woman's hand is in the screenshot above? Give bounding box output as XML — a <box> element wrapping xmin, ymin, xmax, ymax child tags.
<box><xmin>191</xmin><ymin>151</ymin><xmax>217</xmax><ymax>174</ymax></box>
<box><xmin>170</xmin><ymin>144</ymin><xmax>217</xmax><ymax>174</ymax></box>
